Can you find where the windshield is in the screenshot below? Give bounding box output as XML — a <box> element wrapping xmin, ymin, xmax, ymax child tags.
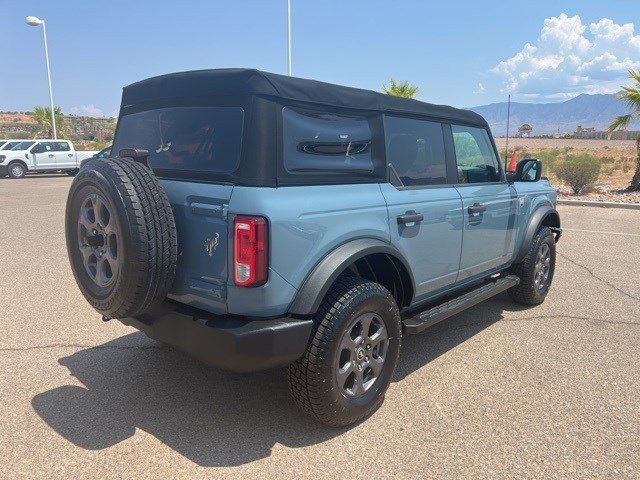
<box><xmin>1</xmin><ymin>141</ymin><xmax>21</xmax><ymax>150</ymax></box>
<box><xmin>12</xmin><ymin>141</ymin><xmax>35</xmax><ymax>151</ymax></box>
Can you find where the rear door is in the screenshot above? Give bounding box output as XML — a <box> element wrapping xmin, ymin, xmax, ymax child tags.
<box><xmin>112</xmin><ymin>106</ymin><xmax>245</xmax><ymax>313</ymax></box>
<box><xmin>381</xmin><ymin>116</ymin><xmax>463</xmax><ymax>300</ymax></box>
<box><xmin>53</xmin><ymin>141</ymin><xmax>75</xmax><ymax>168</ymax></box>
<box><xmin>451</xmin><ymin>124</ymin><xmax>517</xmax><ymax>281</ymax></box>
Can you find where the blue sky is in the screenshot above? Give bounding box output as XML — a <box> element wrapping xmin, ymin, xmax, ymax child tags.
<box><xmin>1</xmin><ymin>0</ymin><xmax>639</xmax><ymax>116</ymax></box>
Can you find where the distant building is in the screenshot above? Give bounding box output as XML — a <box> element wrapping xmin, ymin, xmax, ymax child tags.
<box><xmin>517</xmin><ymin>124</ymin><xmax>533</xmax><ymax>138</ymax></box>
<box><xmin>572</xmin><ymin>125</ymin><xmax>639</xmax><ymax>140</ymax></box>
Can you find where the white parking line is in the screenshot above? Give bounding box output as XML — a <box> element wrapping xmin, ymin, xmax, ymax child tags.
<box><xmin>563</xmin><ymin>228</ymin><xmax>640</xmax><ymax>238</ymax></box>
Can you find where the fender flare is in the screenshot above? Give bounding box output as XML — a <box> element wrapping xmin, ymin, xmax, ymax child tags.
<box><xmin>514</xmin><ymin>204</ymin><xmax>560</xmax><ymax>263</ymax></box>
<box><xmin>7</xmin><ymin>159</ymin><xmax>28</xmax><ymax>169</ymax></box>
<box><xmin>288</xmin><ymin>238</ymin><xmax>416</xmax><ymax>316</ymax></box>
<box><xmin>6</xmin><ymin>159</ymin><xmax>29</xmax><ymax>175</ymax></box>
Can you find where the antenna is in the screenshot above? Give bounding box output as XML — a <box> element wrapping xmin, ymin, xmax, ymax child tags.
<box><xmin>286</xmin><ymin>0</ymin><xmax>292</xmax><ymax>76</ymax></box>
<box><xmin>504</xmin><ymin>94</ymin><xmax>511</xmax><ymax>164</ymax></box>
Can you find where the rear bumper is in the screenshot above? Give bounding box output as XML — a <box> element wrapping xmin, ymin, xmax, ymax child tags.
<box><xmin>0</xmin><ymin>164</ymin><xmax>8</xmax><ymax>176</ymax></box>
<box><xmin>120</xmin><ymin>301</ymin><xmax>313</xmax><ymax>372</ymax></box>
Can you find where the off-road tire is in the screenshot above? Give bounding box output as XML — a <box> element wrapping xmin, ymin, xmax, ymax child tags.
<box><xmin>508</xmin><ymin>226</ymin><xmax>556</xmax><ymax>305</ymax></box>
<box><xmin>65</xmin><ymin>158</ymin><xmax>177</xmax><ymax>319</ymax></box>
<box><xmin>287</xmin><ymin>276</ymin><xmax>402</xmax><ymax>427</ymax></box>
<box><xmin>8</xmin><ymin>162</ymin><xmax>26</xmax><ymax>179</ymax></box>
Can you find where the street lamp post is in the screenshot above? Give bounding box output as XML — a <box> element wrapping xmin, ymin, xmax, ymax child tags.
<box><xmin>26</xmin><ymin>16</ymin><xmax>57</xmax><ymax>139</ymax></box>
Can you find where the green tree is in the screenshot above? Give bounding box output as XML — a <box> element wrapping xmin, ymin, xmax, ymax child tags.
<box><xmin>32</xmin><ymin>106</ymin><xmax>66</xmax><ymax>139</ymax></box>
<box><xmin>382</xmin><ymin>79</ymin><xmax>419</xmax><ymax>99</ymax></box>
<box><xmin>608</xmin><ymin>70</ymin><xmax>640</xmax><ymax>190</ymax></box>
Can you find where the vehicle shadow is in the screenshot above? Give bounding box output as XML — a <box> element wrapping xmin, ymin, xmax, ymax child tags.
<box><xmin>32</xmin><ymin>293</ymin><xmax>524</xmax><ymax>467</ymax></box>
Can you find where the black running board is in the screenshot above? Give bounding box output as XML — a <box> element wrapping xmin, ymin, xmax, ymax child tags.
<box><xmin>402</xmin><ymin>275</ymin><xmax>520</xmax><ymax>334</ymax></box>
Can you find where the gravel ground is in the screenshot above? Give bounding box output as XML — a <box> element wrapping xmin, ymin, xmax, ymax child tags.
<box><xmin>558</xmin><ymin>191</ymin><xmax>640</xmax><ymax>204</ymax></box>
<box><xmin>555</xmin><ymin>184</ymin><xmax>640</xmax><ymax>204</ymax></box>
<box><xmin>1</xmin><ymin>175</ymin><xmax>639</xmax><ymax>479</ymax></box>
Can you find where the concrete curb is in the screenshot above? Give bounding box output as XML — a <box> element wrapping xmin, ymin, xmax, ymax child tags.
<box><xmin>557</xmin><ymin>199</ymin><xmax>640</xmax><ymax>210</ymax></box>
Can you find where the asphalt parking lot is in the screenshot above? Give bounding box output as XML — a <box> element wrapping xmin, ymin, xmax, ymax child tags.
<box><xmin>1</xmin><ymin>175</ymin><xmax>639</xmax><ymax>479</ymax></box>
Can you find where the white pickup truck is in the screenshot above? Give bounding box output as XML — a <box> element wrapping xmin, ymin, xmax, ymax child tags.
<box><xmin>0</xmin><ymin>140</ymin><xmax>98</xmax><ymax>178</ymax></box>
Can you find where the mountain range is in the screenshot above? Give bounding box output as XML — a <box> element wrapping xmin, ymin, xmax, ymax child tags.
<box><xmin>469</xmin><ymin>93</ymin><xmax>638</xmax><ymax>136</ymax></box>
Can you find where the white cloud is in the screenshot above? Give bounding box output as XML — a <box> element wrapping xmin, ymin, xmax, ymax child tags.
<box><xmin>491</xmin><ymin>13</ymin><xmax>640</xmax><ymax>99</ymax></box>
<box><xmin>70</xmin><ymin>104</ymin><xmax>105</xmax><ymax>117</ymax></box>
<box><xmin>474</xmin><ymin>82</ymin><xmax>486</xmax><ymax>94</ymax></box>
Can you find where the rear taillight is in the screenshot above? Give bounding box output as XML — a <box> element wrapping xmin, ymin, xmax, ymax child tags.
<box><xmin>233</xmin><ymin>215</ymin><xmax>268</xmax><ymax>287</ymax></box>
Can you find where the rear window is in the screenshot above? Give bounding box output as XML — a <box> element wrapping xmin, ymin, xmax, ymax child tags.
<box><xmin>113</xmin><ymin>107</ymin><xmax>244</xmax><ymax>174</ymax></box>
<box><xmin>282</xmin><ymin>107</ymin><xmax>373</xmax><ymax>174</ymax></box>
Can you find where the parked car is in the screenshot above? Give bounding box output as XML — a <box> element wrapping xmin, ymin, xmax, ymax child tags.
<box><xmin>80</xmin><ymin>145</ymin><xmax>112</xmax><ymax>168</ymax></box>
<box><xmin>65</xmin><ymin>69</ymin><xmax>561</xmax><ymax>427</ymax></box>
<box><xmin>0</xmin><ymin>140</ymin><xmax>98</xmax><ymax>178</ymax></box>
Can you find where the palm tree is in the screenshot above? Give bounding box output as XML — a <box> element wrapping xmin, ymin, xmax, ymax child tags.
<box><xmin>608</xmin><ymin>70</ymin><xmax>640</xmax><ymax>190</ymax></box>
<box><xmin>382</xmin><ymin>79</ymin><xmax>419</xmax><ymax>99</ymax></box>
<box><xmin>32</xmin><ymin>106</ymin><xmax>66</xmax><ymax>139</ymax></box>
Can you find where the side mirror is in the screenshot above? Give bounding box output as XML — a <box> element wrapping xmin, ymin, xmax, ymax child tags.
<box><xmin>515</xmin><ymin>158</ymin><xmax>542</xmax><ymax>182</ymax></box>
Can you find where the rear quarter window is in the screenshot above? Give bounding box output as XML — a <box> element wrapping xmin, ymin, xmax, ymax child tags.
<box><xmin>113</xmin><ymin>107</ymin><xmax>244</xmax><ymax>175</ymax></box>
<box><xmin>282</xmin><ymin>107</ymin><xmax>374</xmax><ymax>174</ymax></box>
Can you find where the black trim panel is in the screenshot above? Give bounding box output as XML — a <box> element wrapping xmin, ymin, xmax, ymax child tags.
<box><xmin>288</xmin><ymin>238</ymin><xmax>416</xmax><ymax>316</ymax></box>
<box><xmin>120</xmin><ymin>301</ymin><xmax>313</xmax><ymax>372</ymax></box>
<box><xmin>514</xmin><ymin>205</ymin><xmax>560</xmax><ymax>263</ymax></box>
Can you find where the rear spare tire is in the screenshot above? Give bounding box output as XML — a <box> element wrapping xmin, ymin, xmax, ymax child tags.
<box><xmin>65</xmin><ymin>158</ymin><xmax>177</xmax><ymax>319</ymax></box>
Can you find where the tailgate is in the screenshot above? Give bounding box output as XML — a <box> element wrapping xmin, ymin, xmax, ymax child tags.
<box><xmin>161</xmin><ymin>180</ymin><xmax>232</xmax><ymax>314</ymax></box>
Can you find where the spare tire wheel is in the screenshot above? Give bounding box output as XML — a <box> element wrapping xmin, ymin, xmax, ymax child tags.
<box><xmin>65</xmin><ymin>158</ymin><xmax>178</xmax><ymax>319</ymax></box>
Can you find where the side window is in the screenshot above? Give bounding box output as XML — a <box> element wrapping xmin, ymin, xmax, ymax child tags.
<box><xmin>32</xmin><ymin>142</ymin><xmax>53</xmax><ymax>153</ymax></box>
<box><xmin>451</xmin><ymin>125</ymin><xmax>501</xmax><ymax>183</ymax></box>
<box><xmin>282</xmin><ymin>107</ymin><xmax>373</xmax><ymax>173</ymax></box>
<box><xmin>54</xmin><ymin>142</ymin><xmax>71</xmax><ymax>151</ymax></box>
<box><xmin>384</xmin><ymin>116</ymin><xmax>447</xmax><ymax>186</ymax></box>
<box><xmin>113</xmin><ymin>107</ymin><xmax>244</xmax><ymax>174</ymax></box>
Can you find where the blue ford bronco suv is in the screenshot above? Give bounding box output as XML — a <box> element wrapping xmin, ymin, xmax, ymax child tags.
<box><xmin>65</xmin><ymin>69</ymin><xmax>561</xmax><ymax>427</ymax></box>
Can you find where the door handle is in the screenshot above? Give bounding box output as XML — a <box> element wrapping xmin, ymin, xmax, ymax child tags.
<box><xmin>68</xmin><ymin>154</ymin><xmax>73</xmax><ymax>157</ymax></box>
<box><xmin>48</xmin><ymin>154</ymin><xmax>54</xmax><ymax>158</ymax></box>
<box><xmin>397</xmin><ymin>212</ymin><xmax>424</xmax><ymax>225</ymax></box>
<box><xmin>190</xmin><ymin>202</ymin><xmax>224</xmax><ymax>218</ymax></box>
<box><xmin>468</xmin><ymin>203</ymin><xmax>487</xmax><ymax>215</ymax></box>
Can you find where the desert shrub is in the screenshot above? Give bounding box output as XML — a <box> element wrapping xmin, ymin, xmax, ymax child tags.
<box><xmin>552</xmin><ymin>155</ymin><xmax>601</xmax><ymax>194</ymax></box>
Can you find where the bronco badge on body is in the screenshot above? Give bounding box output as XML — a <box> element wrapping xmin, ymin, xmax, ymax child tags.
<box><xmin>204</xmin><ymin>233</ymin><xmax>219</xmax><ymax>257</ymax></box>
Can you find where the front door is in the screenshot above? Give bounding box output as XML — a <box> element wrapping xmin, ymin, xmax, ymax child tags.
<box><xmin>450</xmin><ymin>124</ymin><xmax>517</xmax><ymax>281</ymax></box>
<box><xmin>30</xmin><ymin>142</ymin><xmax>57</xmax><ymax>169</ymax></box>
<box><xmin>381</xmin><ymin>116</ymin><xmax>463</xmax><ymax>300</ymax></box>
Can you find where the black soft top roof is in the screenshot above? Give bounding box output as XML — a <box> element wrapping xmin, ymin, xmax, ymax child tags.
<box><xmin>121</xmin><ymin>68</ymin><xmax>487</xmax><ymax>127</ymax></box>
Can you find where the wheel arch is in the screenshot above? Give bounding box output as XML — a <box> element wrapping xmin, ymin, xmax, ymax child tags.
<box><xmin>514</xmin><ymin>205</ymin><xmax>560</xmax><ymax>263</ymax></box>
<box><xmin>8</xmin><ymin>159</ymin><xmax>28</xmax><ymax>170</ymax></box>
<box><xmin>288</xmin><ymin>238</ymin><xmax>415</xmax><ymax>316</ymax></box>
